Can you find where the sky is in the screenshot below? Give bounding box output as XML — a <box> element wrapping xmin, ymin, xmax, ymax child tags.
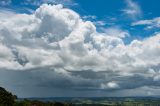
<box><xmin>0</xmin><ymin>0</ymin><xmax>160</xmax><ymax>97</ymax></box>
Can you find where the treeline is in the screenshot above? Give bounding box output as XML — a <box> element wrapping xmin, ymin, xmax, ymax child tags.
<box><xmin>0</xmin><ymin>87</ymin><xmax>17</xmax><ymax>106</ymax></box>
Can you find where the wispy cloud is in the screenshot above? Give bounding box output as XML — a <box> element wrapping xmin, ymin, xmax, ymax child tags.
<box><xmin>0</xmin><ymin>0</ymin><xmax>11</xmax><ymax>6</ymax></box>
<box><xmin>122</xmin><ymin>0</ymin><xmax>142</xmax><ymax>20</ymax></box>
<box><xmin>22</xmin><ymin>0</ymin><xmax>77</xmax><ymax>6</ymax></box>
<box><xmin>93</xmin><ymin>21</ymin><xmax>106</xmax><ymax>26</ymax></box>
<box><xmin>82</xmin><ymin>15</ymin><xmax>97</xmax><ymax>20</ymax></box>
<box><xmin>132</xmin><ymin>17</ymin><xmax>160</xmax><ymax>29</ymax></box>
<box><xmin>102</xmin><ymin>27</ymin><xmax>130</xmax><ymax>38</ymax></box>
<box><xmin>0</xmin><ymin>0</ymin><xmax>77</xmax><ymax>7</ymax></box>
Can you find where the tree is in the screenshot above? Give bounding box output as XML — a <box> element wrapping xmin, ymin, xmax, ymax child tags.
<box><xmin>0</xmin><ymin>87</ymin><xmax>17</xmax><ymax>106</ymax></box>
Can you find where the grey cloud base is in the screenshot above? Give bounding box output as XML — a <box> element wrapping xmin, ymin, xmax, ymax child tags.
<box><xmin>0</xmin><ymin>4</ymin><xmax>160</xmax><ymax>97</ymax></box>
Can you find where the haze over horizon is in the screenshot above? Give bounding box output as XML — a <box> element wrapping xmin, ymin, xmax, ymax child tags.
<box><xmin>0</xmin><ymin>0</ymin><xmax>160</xmax><ymax>98</ymax></box>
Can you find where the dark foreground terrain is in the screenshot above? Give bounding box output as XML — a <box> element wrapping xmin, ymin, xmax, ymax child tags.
<box><xmin>1</xmin><ymin>86</ymin><xmax>160</xmax><ymax>106</ymax></box>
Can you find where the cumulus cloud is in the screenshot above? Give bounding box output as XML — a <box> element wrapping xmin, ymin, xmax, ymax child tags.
<box><xmin>0</xmin><ymin>4</ymin><xmax>160</xmax><ymax>97</ymax></box>
<box><xmin>122</xmin><ymin>0</ymin><xmax>142</xmax><ymax>19</ymax></box>
<box><xmin>101</xmin><ymin>81</ymin><xmax>119</xmax><ymax>89</ymax></box>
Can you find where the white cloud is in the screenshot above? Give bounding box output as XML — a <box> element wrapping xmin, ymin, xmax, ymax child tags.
<box><xmin>102</xmin><ymin>27</ymin><xmax>130</xmax><ymax>38</ymax></box>
<box><xmin>0</xmin><ymin>4</ymin><xmax>160</xmax><ymax>96</ymax></box>
<box><xmin>93</xmin><ymin>21</ymin><xmax>106</xmax><ymax>26</ymax></box>
<box><xmin>0</xmin><ymin>9</ymin><xmax>16</xmax><ymax>19</ymax></box>
<box><xmin>101</xmin><ymin>81</ymin><xmax>119</xmax><ymax>89</ymax></box>
<box><xmin>22</xmin><ymin>0</ymin><xmax>77</xmax><ymax>6</ymax></box>
<box><xmin>132</xmin><ymin>17</ymin><xmax>160</xmax><ymax>29</ymax></box>
<box><xmin>122</xmin><ymin>0</ymin><xmax>142</xmax><ymax>19</ymax></box>
<box><xmin>82</xmin><ymin>15</ymin><xmax>97</xmax><ymax>20</ymax></box>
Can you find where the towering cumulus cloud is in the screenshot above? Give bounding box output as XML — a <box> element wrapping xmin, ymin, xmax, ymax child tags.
<box><xmin>0</xmin><ymin>4</ymin><xmax>160</xmax><ymax>97</ymax></box>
